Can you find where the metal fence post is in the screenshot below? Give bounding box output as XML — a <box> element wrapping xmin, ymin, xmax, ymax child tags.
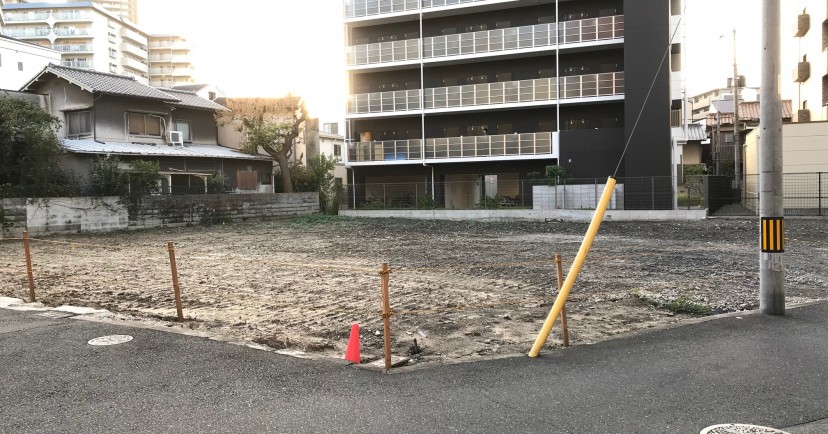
<box><xmin>820</xmin><ymin>172</ymin><xmax>823</xmax><ymax>216</ymax></box>
<box><xmin>651</xmin><ymin>177</ymin><xmax>655</xmax><ymax>210</ymax></box>
<box><xmin>594</xmin><ymin>178</ymin><xmax>598</xmax><ymax>209</ymax></box>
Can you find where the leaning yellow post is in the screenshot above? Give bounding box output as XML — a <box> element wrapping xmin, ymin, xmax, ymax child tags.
<box><xmin>529</xmin><ymin>177</ymin><xmax>616</xmax><ymax>357</ymax></box>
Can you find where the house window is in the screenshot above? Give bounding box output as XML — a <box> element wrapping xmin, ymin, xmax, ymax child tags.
<box><xmin>128</xmin><ymin>113</ymin><xmax>162</xmax><ymax>137</ymax></box>
<box><xmin>334</xmin><ymin>144</ymin><xmax>341</xmax><ymax>157</ymax></box>
<box><xmin>66</xmin><ymin>110</ymin><xmax>92</xmax><ymax>137</ymax></box>
<box><xmin>172</xmin><ymin>120</ymin><xmax>192</xmax><ymax>142</ymax></box>
<box><xmin>208</xmin><ymin>91</ymin><xmax>216</xmax><ymax>100</ymax></box>
<box><xmin>260</xmin><ymin>172</ymin><xmax>272</xmax><ymax>185</ymax></box>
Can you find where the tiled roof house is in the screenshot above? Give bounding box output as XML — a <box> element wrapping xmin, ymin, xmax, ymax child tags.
<box><xmin>19</xmin><ymin>64</ymin><xmax>274</xmax><ymax>193</ymax></box>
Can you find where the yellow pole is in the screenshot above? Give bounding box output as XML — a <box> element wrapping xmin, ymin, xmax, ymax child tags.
<box><xmin>529</xmin><ymin>177</ymin><xmax>616</xmax><ymax>357</ymax></box>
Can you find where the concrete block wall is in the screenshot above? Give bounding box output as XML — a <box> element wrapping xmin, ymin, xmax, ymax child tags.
<box><xmin>130</xmin><ymin>193</ymin><xmax>319</xmax><ymax>229</ymax></box>
<box><xmin>1</xmin><ymin>198</ymin><xmax>28</xmax><ymax>238</ymax></box>
<box><xmin>24</xmin><ymin>197</ymin><xmax>128</xmax><ymax>237</ymax></box>
<box><xmin>0</xmin><ymin>193</ymin><xmax>319</xmax><ymax>238</ymax></box>
<box><xmin>533</xmin><ymin>184</ymin><xmax>624</xmax><ymax>211</ymax></box>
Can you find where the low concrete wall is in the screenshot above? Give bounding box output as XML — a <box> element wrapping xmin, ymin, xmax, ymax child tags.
<box><xmin>340</xmin><ymin>208</ymin><xmax>708</xmax><ymax>221</ymax></box>
<box><xmin>0</xmin><ymin>193</ymin><xmax>319</xmax><ymax>238</ymax></box>
<box><xmin>130</xmin><ymin>193</ymin><xmax>319</xmax><ymax>230</ymax></box>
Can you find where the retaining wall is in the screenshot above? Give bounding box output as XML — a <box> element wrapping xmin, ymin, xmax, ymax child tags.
<box><xmin>1</xmin><ymin>193</ymin><xmax>319</xmax><ymax>238</ymax></box>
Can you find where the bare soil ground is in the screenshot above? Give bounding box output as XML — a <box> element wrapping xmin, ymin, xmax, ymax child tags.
<box><xmin>1</xmin><ymin>216</ymin><xmax>826</xmax><ymax>366</ymax></box>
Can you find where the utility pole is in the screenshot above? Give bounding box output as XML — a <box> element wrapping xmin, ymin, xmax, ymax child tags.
<box><xmin>732</xmin><ymin>28</ymin><xmax>741</xmax><ymax>190</ymax></box>
<box><xmin>715</xmin><ymin>112</ymin><xmax>722</xmax><ymax>175</ymax></box>
<box><xmin>759</xmin><ymin>0</ymin><xmax>784</xmax><ymax>315</ymax></box>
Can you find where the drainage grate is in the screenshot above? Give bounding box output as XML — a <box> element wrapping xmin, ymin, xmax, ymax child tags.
<box><xmin>88</xmin><ymin>335</ymin><xmax>133</xmax><ymax>346</ymax></box>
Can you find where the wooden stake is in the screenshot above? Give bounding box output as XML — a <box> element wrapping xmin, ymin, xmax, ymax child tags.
<box><xmin>555</xmin><ymin>254</ymin><xmax>570</xmax><ymax>347</ymax></box>
<box><xmin>167</xmin><ymin>242</ymin><xmax>184</xmax><ymax>322</ymax></box>
<box><xmin>23</xmin><ymin>230</ymin><xmax>36</xmax><ymax>302</ymax></box>
<box><xmin>379</xmin><ymin>261</ymin><xmax>392</xmax><ymax>371</ymax></box>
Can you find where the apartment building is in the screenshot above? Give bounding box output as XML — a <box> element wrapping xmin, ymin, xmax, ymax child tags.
<box><xmin>71</xmin><ymin>0</ymin><xmax>137</xmax><ymax>23</ymax></box>
<box><xmin>785</xmin><ymin>1</ymin><xmax>828</xmax><ymax>122</ymax></box>
<box><xmin>1</xmin><ymin>1</ymin><xmax>150</xmax><ymax>83</ymax></box>
<box><xmin>148</xmin><ymin>34</ymin><xmax>195</xmax><ymax>87</ymax></box>
<box><xmin>343</xmin><ymin>0</ymin><xmax>685</xmax><ymax>210</ymax></box>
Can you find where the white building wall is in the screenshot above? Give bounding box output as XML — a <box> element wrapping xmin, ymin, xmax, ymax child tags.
<box><xmin>0</xmin><ymin>37</ymin><xmax>60</xmax><ymax>90</ymax></box>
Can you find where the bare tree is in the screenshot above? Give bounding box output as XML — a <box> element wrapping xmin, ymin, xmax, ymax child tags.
<box><xmin>218</xmin><ymin>96</ymin><xmax>308</xmax><ymax>193</ymax></box>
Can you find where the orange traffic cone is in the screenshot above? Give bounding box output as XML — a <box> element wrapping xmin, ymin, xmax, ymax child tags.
<box><xmin>344</xmin><ymin>323</ymin><xmax>361</xmax><ymax>363</ymax></box>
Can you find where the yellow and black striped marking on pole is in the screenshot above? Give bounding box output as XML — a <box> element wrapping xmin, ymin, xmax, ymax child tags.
<box><xmin>761</xmin><ymin>217</ymin><xmax>785</xmax><ymax>253</ymax></box>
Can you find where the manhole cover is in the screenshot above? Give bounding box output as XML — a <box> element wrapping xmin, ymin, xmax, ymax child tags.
<box><xmin>701</xmin><ymin>424</ymin><xmax>791</xmax><ymax>434</ymax></box>
<box><xmin>88</xmin><ymin>335</ymin><xmax>133</xmax><ymax>346</ymax></box>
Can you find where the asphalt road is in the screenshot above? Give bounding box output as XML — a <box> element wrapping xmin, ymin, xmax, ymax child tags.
<box><xmin>2</xmin><ymin>302</ymin><xmax>827</xmax><ymax>433</ymax></box>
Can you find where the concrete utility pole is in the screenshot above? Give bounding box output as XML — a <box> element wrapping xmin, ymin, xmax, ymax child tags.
<box><xmin>732</xmin><ymin>28</ymin><xmax>741</xmax><ymax>190</ymax></box>
<box><xmin>759</xmin><ymin>0</ymin><xmax>784</xmax><ymax>315</ymax></box>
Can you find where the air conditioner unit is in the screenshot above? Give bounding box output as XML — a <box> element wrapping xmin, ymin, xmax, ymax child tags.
<box><xmin>166</xmin><ymin>130</ymin><xmax>183</xmax><ymax>146</ymax></box>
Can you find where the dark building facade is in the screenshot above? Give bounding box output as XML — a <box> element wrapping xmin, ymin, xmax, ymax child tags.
<box><xmin>344</xmin><ymin>0</ymin><xmax>683</xmax><ymax>210</ymax></box>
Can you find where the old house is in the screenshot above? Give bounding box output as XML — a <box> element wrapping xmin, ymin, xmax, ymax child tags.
<box><xmin>19</xmin><ymin>64</ymin><xmax>273</xmax><ymax>193</ymax></box>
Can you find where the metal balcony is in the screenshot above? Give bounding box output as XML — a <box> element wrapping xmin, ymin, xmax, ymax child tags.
<box><xmin>2</xmin><ymin>27</ymin><xmax>50</xmax><ymax>38</ymax></box>
<box><xmin>348</xmin><ymin>132</ymin><xmax>553</xmax><ymax>163</ymax></box>
<box><xmin>53</xmin><ymin>27</ymin><xmax>91</xmax><ymax>37</ymax></box>
<box><xmin>121</xmin><ymin>27</ymin><xmax>148</xmax><ymax>46</ymax></box>
<box><xmin>346</xmin><ymin>15</ymin><xmax>624</xmax><ymax>67</ymax></box>
<box><xmin>122</xmin><ymin>43</ymin><xmax>148</xmax><ymax>58</ymax></box>
<box><xmin>53</xmin><ymin>11</ymin><xmax>92</xmax><ymax>21</ymax></box>
<box><xmin>347</xmin><ymin>72</ymin><xmax>624</xmax><ymax>115</ymax></box>
<box><xmin>3</xmin><ymin>11</ymin><xmax>50</xmax><ymax>22</ymax></box>
<box><xmin>61</xmin><ymin>59</ymin><xmax>94</xmax><ymax>69</ymax></box>
<box><xmin>344</xmin><ymin>0</ymin><xmax>518</xmax><ymax>20</ymax></box>
<box><xmin>52</xmin><ymin>43</ymin><xmax>94</xmax><ymax>53</ymax></box>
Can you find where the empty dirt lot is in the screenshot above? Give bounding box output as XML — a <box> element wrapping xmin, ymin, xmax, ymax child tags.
<box><xmin>1</xmin><ymin>216</ymin><xmax>826</xmax><ymax>365</ymax></box>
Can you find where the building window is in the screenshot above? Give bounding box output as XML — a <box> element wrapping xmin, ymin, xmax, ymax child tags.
<box><xmin>260</xmin><ymin>172</ymin><xmax>272</xmax><ymax>185</ymax></box>
<box><xmin>172</xmin><ymin>120</ymin><xmax>192</xmax><ymax>142</ymax></box>
<box><xmin>109</xmin><ymin>48</ymin><xmax>117</xmax><ymax>58</ymax></box>
<box><xmin>66</xmin><ymin>110</ymin><xmax>92</xmax><ymax>137</ymax></box>
<box><xmin>323</xmin><ymin>122</ymin><xmax>339</xmax><ymax>135</ymax></box>
<box><xmin>334</xmin><ymin>144</ymin><xmax>341</xmax><ymax>157</ymax></box>
<box><xmin>128</xmin><ymin>113</ymin><xmax>162</xmax><ymax>137</ymax></box>
<box><xmin>18</xmin><ymin>62</ymin><xmax>23</xmax><ymax>71</ymax></box>
<box><xmin>208</xmin><ymin>91</ymin><xmax>216</xmax><ymax>100</ymax></box>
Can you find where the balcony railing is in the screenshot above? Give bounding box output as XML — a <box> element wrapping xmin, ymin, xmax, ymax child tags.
<box><xmin>52</xmin><ymin>43</ymin><xmax>93</xmax><ymax>52</ymax></box>
<box><xmin>61</xmin><ymin>60</ymin><xmax>94</xmax><ymax>69</ymax></box>
<box><xmin>53</xmin><ymin>27</ymin><xmax>91</xmax><ymax>36</ymax></box>
<box><xmin>4</xmin><ymin>12</ymin><xmax>50</xmax><ymax>22</ymax></box>
<box><xmin>53</xmin><ymin>11</ymin><xmax>92</xmax><ymax>20</ymax></box>
<box><xmin>347</xmin><ymin>72</ymin><xmax>624</xmax><ymax>115</ymax></box>
<box><xmin>122</xmin><ymin>43</ymin><xmax>148</xmax><ymax>57</ymax></box>
<box><xmin>148</xmin><ymin>40</ymin><xmax>191</xmax><ymax>50</ymax></box>
<box><xmin>346</xmin><ymin>15</ymin><xmax>623</xmax><ymax>66</ymax></box>
<box><xmin>149</xmin><ymin>67</ymin><xmax>194</xmax><ymax>76</ymax></box>
<box><xmin>121</xmin><ymin>56</ymin><xmax>148</xmax><ymax>72</ymax></box>
<box><xmin>344</xmin><ymin>0</ymin><xmax>515</xmax><ymax>20</ymax></box>
<box><xmin>121</xmin><ymin>27</ymin><xmax>148</xmax><ymax>46</ymax></box>
<box><xmin>348</xmin><ymin>132</ymin><xmax>552</xmax><ymax>162</ymax></box>
<box><xmin>3</xmin><ymin>27</ymin><xmax>50</xmax><ymax>38</ymax></box>
<box><xmin>148</xmin><ymin>54</ymin><xmax>190</xmax><ymax>63</ymax></box>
